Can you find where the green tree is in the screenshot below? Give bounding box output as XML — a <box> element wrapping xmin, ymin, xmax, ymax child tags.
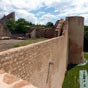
<box><xmin>6</xmin><ymin>18</ymin><xmax>31</xmax><ymax>33</ymax></box>
<box><xmin>15</xmin><ymin>18</ymin><xmax>35</xmax><ymax>33</ymax></box>
<box><xmin>15</xmin><ymin>18</ymin><xmax>29</xmax><ymax>33</ymax></box>
<box><xmin>84</xmin><ymin>25</ymin><xmax>88</xmax><ymax>40</ymax></box>
<box><xmin>6</xmin><ymin>19</ymin><xmax>16</xmax><ymax>31</ymax></box>
<box><xmin>84</xmin><ymin>26</ymin><xmax>88</xmax><ymax>31</ymax></box>
<box><xmin>16</xmin><ymin>18</ymin><xmax>30</xmax><ymax>25</ymax></box>
<box><xmin>84</xmin><ymin>25</ymin><xmax>88</xmax><ymax>51</ymax></box>
<box><xmin>45</xmin><ymin>22</ymin><xmax>54</xmax><ymax>28</ymax></box>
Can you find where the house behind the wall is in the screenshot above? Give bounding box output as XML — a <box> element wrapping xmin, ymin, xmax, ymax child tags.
<box><xmin>0</xmin><ymin>12</ymin><xmax>64</xmax><ymax>39</ymax></box>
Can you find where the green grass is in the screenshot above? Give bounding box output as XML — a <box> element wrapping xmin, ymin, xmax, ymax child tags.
<box><xmin>84</xmin><ymin>53</ymin><xmax>88</xmax><ymax>59</ymax></box>
<box><xmin>62</xmin><ymin>53</ymin><xmax>88</xmax><ymax>88</ymax></box>
<box><xmin>14</xmin><ymin>38</ymin><xmax>48</xmax><ymax>47</ymax></box>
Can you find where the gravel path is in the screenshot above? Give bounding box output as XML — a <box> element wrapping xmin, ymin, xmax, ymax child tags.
<box><xmin>0</xmin><ymin>39</ymin><xmax>24</xmax><ymax>52</ymax></box>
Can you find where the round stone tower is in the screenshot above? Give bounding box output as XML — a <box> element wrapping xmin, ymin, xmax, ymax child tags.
<box><xmin>66</xmin><ymin>16</ymin><xmax>84</xmax><ymax>64</ymax></box>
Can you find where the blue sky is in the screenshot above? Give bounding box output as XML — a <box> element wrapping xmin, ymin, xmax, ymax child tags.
<box><xmin>0</xmin><ymin>0</ymin><xmax>88</xmax><ymax>25</ymax></box>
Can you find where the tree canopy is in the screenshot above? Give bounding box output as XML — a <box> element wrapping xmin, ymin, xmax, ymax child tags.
<box><xmin>45</xmin><ymin>22</ymin><xmax>54</xmax><ymax>28</ymax></box>
<box><xmin>6</xmin><ymin>18</ymin><xmax>34</xmax><ymax>34</ymax></box>
<box><xmin>84</xmin><ymin>25</ymin><xmax>88</xmax><ymax>51</ymax></box>
<box><xmin>84</xmin><ymin>26</ymin><xmax>88</xmax><ymax>31</ymax></box>
<box><xmin>6</xmin><ymin>18</ymin><xmax>54</xmax><ymax>34</ymax></box>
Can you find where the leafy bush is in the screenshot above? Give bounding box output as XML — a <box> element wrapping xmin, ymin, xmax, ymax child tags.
<box><xmin>45</xmin><ymin>22</ymin><xmax>54</xmax><ymax>28</ymax></box>
<box><xmin>6</xmin><ymin>18</ymin><xmax>54</xmax><ymax>34</ymax></box>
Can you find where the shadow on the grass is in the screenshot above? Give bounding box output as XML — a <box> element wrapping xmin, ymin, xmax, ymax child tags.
<box><xmin>67</xmin><ymin>64</ymin><xmax>77</xmax><ymax>71</ymax></box>
<box><xmin>65</xmin><ymin>64</ymin><xmax>77</xmax><ymax>76</ymax></box>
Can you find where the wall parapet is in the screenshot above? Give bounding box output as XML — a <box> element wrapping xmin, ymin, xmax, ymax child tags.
<box><xmin>0</xmin><ymin>36</ymin><xmax>64</xmax><ymax>55</ymax></box>
<box><xmin>0</xmin><ymin>27</ymin><xmax>68</xmax><ymax>88</ymax></box>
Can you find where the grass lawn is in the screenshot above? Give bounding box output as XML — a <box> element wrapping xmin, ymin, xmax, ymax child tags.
<box><xmin>14</xmin><ymin>38</ymin><xmax>48</xmax><ymax>47</ymax></box>
<box><xmin>62</xmin><ymin>53</ymin><xmax>88</xmax><ymax>88</ymax></box>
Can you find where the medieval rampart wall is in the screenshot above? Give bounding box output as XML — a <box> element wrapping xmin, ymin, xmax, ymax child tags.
<box><xmin>0</xmin><ymin>21</ymin><xmax>68</xmax><ymax>88</ymax></box>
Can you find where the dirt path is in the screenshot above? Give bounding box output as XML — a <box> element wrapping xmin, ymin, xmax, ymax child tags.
<box><xmin>0</xmin><ymin>39</ymin><xmax>24</xmax><ymax>52</ymax></box>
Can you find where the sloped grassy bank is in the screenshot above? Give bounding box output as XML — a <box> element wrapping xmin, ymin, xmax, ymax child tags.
<box><xmin>62</xmin><ymin>53</ymin><xmax>88</xmax><ymax>88</ymax></box>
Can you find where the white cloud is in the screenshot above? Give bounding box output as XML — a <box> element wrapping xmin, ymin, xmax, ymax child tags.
<box><xmin>15</xmin><ymin>10</ymin><xmax>38</xmax><ymax>24</ymax></box>
<box><xmin>10</xmin><ymin>0</ymin><xmax>44</xmax><ymax>10</ymax></box>
<box><xmin>36</xmin><ymin>12</ymin><xmax>45</xmax><ymax>17</ymax></box>
<box><xmin>39</xmin><ymin>13</ymin><xmax>56</xmax><ymax>24</ymax></box>
<box><xmin>0</xmin><ymin>0</ymin><xmax>88</xmax><ymax>24</ymax></box>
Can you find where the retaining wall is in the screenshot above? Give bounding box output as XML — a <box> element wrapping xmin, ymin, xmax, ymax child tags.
<box><xmin>0</xmin><ymin>16</ymin><xmax>84</xmax><ymax>88</ymax></box>
<box><xmin>0</xmin><ymin>21</ymin><xmax>68</xmax><ymax>88</ymax></box>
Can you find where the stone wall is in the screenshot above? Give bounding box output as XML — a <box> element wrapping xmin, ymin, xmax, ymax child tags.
<box><xmin>54</xmin><ymin>19</ymin><xmax>65</xmax><ymax>36</ymax></box>
<box><xmin>0</xmin><ymin>21</ymin><xmax>68</xmax><ymax>88</ymax></box>
<box><xmin>0</xmin><ymin>23</ymin><xmax>5</xmax><ymax>37</ymax></box>
<box><xmin>36</xmin><ymin>28</ymin><xmax>55</xmax><ymax>38</ymax></box>
<box><xmin>36</xmin><ymin>29</ymin><xmax>45</xmax><ymax>38</ymax></box>
<box><xmin>0</xmin><ymin>12</ymin><xmax>15</xmax><ymax>37</ymax></box>
<box><xmin>0</xmin><ymin>12</ymin><xmax>15</xmax><ymax>24</ymax></box>
<box><xmin>0</xmin><ymin>23</ymin><xmax>11</xmax><ymax>37</ymax></box>
<box><xmin>0</xmin><ymin>70</ymin><xmax>37</xmax><ymax>88</ymax></box>
<box><xmin>44</xmin><ymin>29</ymin><xmax>55</xmax><ymax>38</ymax></box>
<box><xmin>0</xmin><ymin>16</ymin><xmax>84</xmax><ymax>88</ymax></box>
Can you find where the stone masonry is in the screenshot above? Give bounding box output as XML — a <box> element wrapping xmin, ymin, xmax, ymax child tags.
<box><xmin>67</xmin><ymin>16</ymin><xmax>84</xmax><ymax>64</ymax></box>
<box><xmin>0</xmin><ymin>12</ymin><xmax>15</xmax><ymax>24</ymax></box>
<box><xmin>0</xmin><ymin>70</ymin><xmax>37</xmax><ymax>88</ymax></box>
<box><xmin>54</xmin><ymin>19</ymin><xmax>65</xmax><ymax>36</ymax></box>
<box><xmin>0</xmin><ymin>12</ymin><xmax>15</xmax><ymax>37</ymax></box>
<box><xmin>0</xmin><ymin>16</ymin><xmax>84</xmax><ymax>88</ymax></box>
<box><xmin>0</xmin><ymin>26</ymin><xmax>68</xmax><ymax>88</ymax></box>
<box><xmin>0</xmin><ymin>23</ymin><xmax>11</xmax><ymax>37</ymax></box>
